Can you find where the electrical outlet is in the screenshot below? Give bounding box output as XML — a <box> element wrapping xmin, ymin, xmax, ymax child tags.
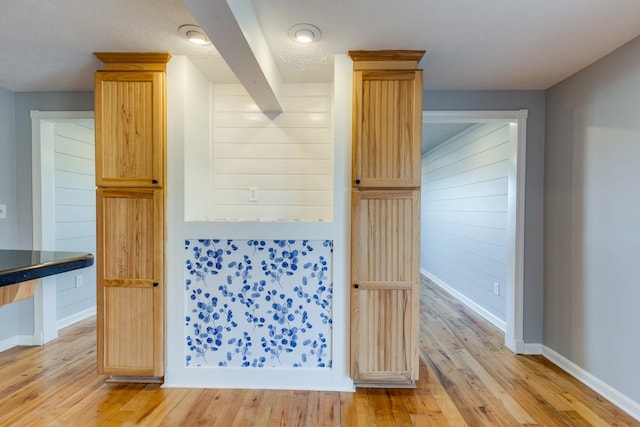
<box><xmin>248</xmin><ymin>187</ymin><xmax>259</xmax><ymax>202</ymax></box>
<box><xmin>493</xmin><ymin>282</ymin><xmax>500</xmax><ymax>296</ymax></box>
<box><xmin>75</xmin><ymin>275</ymin><xmax>83</xmax><ymax>288</ymax></box>
<box><xmin>0</xmin><ymin>204</ymin><xmax>6</xmax><ymax>219</ymax></box>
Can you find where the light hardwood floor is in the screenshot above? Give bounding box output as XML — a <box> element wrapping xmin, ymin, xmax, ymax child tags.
<box><xmin>0</xmin><ymin>277</ymin><xmax>637</xmax><ymax>426</ymax></box>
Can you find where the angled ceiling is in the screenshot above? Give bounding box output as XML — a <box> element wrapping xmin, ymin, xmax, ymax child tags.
<box><xmin>1</xmin><ymin>0</ymin><xmax>639</xmax><ymax>95</ymax></box>
<box><xmin>422</xmin><ymin>123</ymin><xmax>477</xmax><ymax>154</ymax></box>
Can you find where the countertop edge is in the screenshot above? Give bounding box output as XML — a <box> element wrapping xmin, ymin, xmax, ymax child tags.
<box><xmin>0</xmin><ymin>253</ymin><xmax>94</xmax><ymax>287</ymax></box>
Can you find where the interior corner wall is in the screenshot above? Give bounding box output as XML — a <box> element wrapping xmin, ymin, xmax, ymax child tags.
<box><xmin>545</xmin><ymin>35</ymin><xmax>640</xmax><ymax>405</ymax></box>
<box><xmin>423</xmin><ymin>90</ymin><xmax>545</xmax><ymax>344</ymax></box>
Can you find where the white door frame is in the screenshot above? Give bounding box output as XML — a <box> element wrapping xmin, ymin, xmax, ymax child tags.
<box><xmin>422</xmin><ymin>110</ymin><xmax>527</xmax><ymax>354</ymax></box>
<box><xmin>31</xmin><ymin>110</ymin><xmax>94</xmax><ymax>344</ymax></box>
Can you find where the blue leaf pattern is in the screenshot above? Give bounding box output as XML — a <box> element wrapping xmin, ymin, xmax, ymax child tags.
<box><xmin>185</xmin><ymin>239</ymin><xmax>333</xmax><ymax>368</ymax></box>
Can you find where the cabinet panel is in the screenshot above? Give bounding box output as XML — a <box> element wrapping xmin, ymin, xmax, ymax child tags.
<box><xmin>352</xmin><ymin>70</ymin><xmax>423</xmax><ymax>188</ymax></box>
<box><xmin>351</xmin><ymin>190</ymin><xmax>420</xmax><ymax>283</ymax></box>
<box><xmin>96</xmin><ymin>188</ymin><xmax>164</xmax><ymax>377</ymax></box>
<box><xmin>350</xmin><ymin>190</ymin><xmax>420</xmax><ymax>384</ymax></box>
<box><xmin>95</xmin><ymin>71</ymin><xmax>165</xmax><ymax>187</ymax></box>
<box><xmin>104</xmin><ymin>286</ymin><xmax>156</xmax><ymax>374</ymax></box>
<box><xmin>351</xmin><ymin>285</ymin><xmax>417</xmax><ymax>383</ymax></box>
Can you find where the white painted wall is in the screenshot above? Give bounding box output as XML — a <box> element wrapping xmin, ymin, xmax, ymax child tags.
<box><xmin>185</xmin><ymin>83</ymin><xmax>333</xmax><ymax>222</ymax></box>
<box><xmin>421</xmin><ymin>122</ymin><xmax>512</xmax><ymax>325</ymax></box>
<box><xmin>545</xmin><ymin>35</ymin><xmax>640</xmax><ymax>415</ymax></box>
<box><xmin>52</xmin><ymin>120</ymin><xmax>96</xmax><ymax>325</ymax></box>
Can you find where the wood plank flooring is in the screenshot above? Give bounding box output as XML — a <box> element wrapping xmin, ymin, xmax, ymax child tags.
<box><xmin>0</xmin><ymin>277</ymin><xmax>637</xmax><ymax>426</ymax></box>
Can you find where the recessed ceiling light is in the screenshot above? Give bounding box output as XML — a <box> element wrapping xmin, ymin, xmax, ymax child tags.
<box><xmin>288</xmin><ymin>24</ymin><xmax>322</xmax><ymax>44</ymax></box>
<box><xmin>179</xmin><ymin>24</ymin><xmax>211</xmax><ymax>46</ymax></box>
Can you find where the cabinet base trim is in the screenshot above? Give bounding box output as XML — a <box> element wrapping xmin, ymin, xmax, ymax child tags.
<box><xmin>105</xmin><ymin>376</ymin><xmax>164</xmax><ymax>384</ymax></box>
<box><xmin>354</xmin><ymin>381</ymin><xmax>416</xmax><ymax>389</ymax></box>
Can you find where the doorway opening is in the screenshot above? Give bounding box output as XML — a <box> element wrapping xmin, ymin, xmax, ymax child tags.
<box><xmin>31</xmin><ymin>110</ymin><xmax>96</xmax><ymax>344</ymax></box>
<box><xmin>421</xmin><ymin>110</ymin><xmax>527</xmax><ymax>353</ymax></box>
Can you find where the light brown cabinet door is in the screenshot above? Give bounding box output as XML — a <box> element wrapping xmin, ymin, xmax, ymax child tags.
<box><xmin>350</xmin><ymin>189</ymin><xmax>420</xmax><ymax>384</ymax></box>
<box><xmin>96</xmin><ymin>188</ymin><xmax>164</xmax><ymax>377</ymax></box>
<box><xmin>95</xmin><ymin>71</ymin><xmax>165</xmax><ymax>188</ymax></box>
<box><xmin>352</xmin><ymin>70</ymin><xmax>423</xmax><ymax>188</ymax></box>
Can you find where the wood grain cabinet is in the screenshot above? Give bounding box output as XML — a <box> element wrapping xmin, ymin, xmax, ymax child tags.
<box><xmin>96</xmin><ymin>188</ymin><xmax>164</xmax><ymax>377</ymax></box>
<box><xmin>95</xmin><ymin>53</ymin><xmax>168</xmax><ymax>188</ymax></box>
<box><xmin>351</xmin><ymin>58</ymin><xmax>423</xmax><ymax>188</ymax></box>
<box><xmin>349</xmin><ymin>50</ymin><xmax>425</xmax><ymax>386</ymax></box>
<box><xmin>350</xmin><ymin>189</ymin><xmax>420</xmax><ymax>384</ymax></box>
<box><xmin>94</xmin><ymin>53</ymin><xmax>170</xmax><ymax>382</ymax></box>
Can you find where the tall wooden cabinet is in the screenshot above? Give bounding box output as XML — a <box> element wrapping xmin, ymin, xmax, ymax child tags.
<box><xmin>94</xmin><ymin>53</ymin><xmax>170</xmax><ymax>381</ymax></box>
<box><xmin>349</xmin><ymin>50</ymin><xmax>425</xmax><ymax>386</ymax></box>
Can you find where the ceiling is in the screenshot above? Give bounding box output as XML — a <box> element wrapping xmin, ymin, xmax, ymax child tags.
<box><xmin>422</xmin><ymin>123</ymin><xmax>477</xmax><ymax>154</ymax></box>
<box><xmin>1</xmin><ymin>0</ymin><xmax>640</xmax><ymax>94</ymax></box>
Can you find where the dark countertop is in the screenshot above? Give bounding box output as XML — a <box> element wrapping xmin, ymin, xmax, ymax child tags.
<box><xmin>0</xmin><ymin>250</ymin><xmax>94</xmax><ymax>287</ymax></box>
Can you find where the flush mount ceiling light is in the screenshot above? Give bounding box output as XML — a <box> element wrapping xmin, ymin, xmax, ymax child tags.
<box><xmin>288</xmin><ymin>23</ymin><xmax>322</xmax><ymax>44</ymax></box>
<box><xmin>179</xmin><ymin>24</ymin><xmax>211</xmax><ymax>46</ymax></box>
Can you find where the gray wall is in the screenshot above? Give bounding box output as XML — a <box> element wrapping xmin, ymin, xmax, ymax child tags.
<box><xmin>421</xmin><ymin>122</ymin><xmax>511</xmax><ymax>322</ymax></box>
<box><xmin>14</xmin><ymin>92</ymin><xmax>94</xmax><ymax>251</ymax></box>
<box><xmin>545</xmin><ymin>36</ymin><xmax>640</xmax><ymax>403</ymax></box>
<box><xmin>0</xmin><ymin>87</ymin><xmax>20</xmax><ymax>342</ymax></box>
<box><xmin>424</xmin><ymin>90</ymin><xmax>545</xmax><ymax>344</ymax></box>
<box><xmin>0</xmin><ymin>87</ymin><xmax>16</xmax><ymax>248</ymax></box>
<box><xmin>6</xmin><ymin>91</ymin><xmax>93</xmax><ymax>337</ymax></box>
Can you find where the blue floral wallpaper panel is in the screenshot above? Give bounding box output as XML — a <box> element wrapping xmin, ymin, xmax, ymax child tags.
<box><xmin>185</xmin><ymin>239</ymin><xmax>333</xmax><ymax>368</ymax></box>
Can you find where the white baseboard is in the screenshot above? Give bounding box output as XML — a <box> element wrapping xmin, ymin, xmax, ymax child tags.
<box><xmin>543</xmin><ymin>345</ymin><xmax>640</xmax><ymax>422</ymax></box>
<box><xmin>57</xmin><ymin>306</ymin><xmax>96</xmax><ymax>331</ymax></box>
<box><xmin>420</xmin><ymin>271</ymin><xmax>639</xmax><ymax>420</ymax></box>
<box><xmin>422</xmin><ymin>270</ymin><xmax>507</xmax><ymax>332</ymax></box>
<box><xmin>510</xmin><ymin>339</ymin><xmax>542</xmax><ymax>355</ymax></box>
<box><xmin>522</xmin><ymin>342</ymin><xmax>543</xmax><ymax>355</ymax></box>
<box><xmin>164</xmin><ymin>368</ymin><xmax>355</xmax><ymax>392</ymax></box>
<box><xmin>0</xmin><ymin>306</ymin><xmax>96</xmax><ymax>353</ymax></box>
<box><xmin>0</xmin><ymin>334</ymin><xmax>39</xmax><ymax>353</ymax></box>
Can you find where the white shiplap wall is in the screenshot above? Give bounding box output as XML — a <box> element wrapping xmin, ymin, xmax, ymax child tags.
<box><xmin>421</xmin><ymin>122</ymin><xmax>512</xmax><ymax>321</ymax></box>
<box><xmin>166</xmin><ymin>55</ymin><xmax>353</xmax><ymax>391</ymax></box>
<box><xmin>185</xmin><ymin>83</ymin><xmax>332</xmax><ymax>222</ymax></box>
<box><xmin>53</xmin><ymin>121</ymin><xmax>96</xmax><ymax>323</ymax></box>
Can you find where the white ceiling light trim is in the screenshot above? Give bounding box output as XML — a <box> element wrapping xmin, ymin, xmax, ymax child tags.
<box><xmin>288</xmin><ymin>23</ymin><xmax>322</xmax><ymax>43</ymax></box>
<box><xmin>178</xmin><ymin>24</ymin><xmax>211</xmax><ymax>46</ymax></box>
